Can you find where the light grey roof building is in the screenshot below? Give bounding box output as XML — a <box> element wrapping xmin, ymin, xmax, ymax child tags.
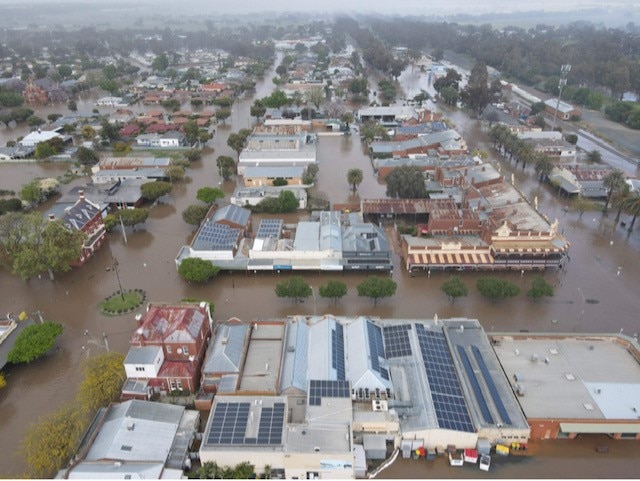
<box><xmin>61</xmin><ymin>400</ymin><xmax>199</xmax><ymax>479</ymax></box>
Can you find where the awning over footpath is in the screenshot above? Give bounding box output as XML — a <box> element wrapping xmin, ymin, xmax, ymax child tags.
<box><xmin>408</xmin><ymin>251</ymin><xmax>493</xmax><ymax>266</ymax></box>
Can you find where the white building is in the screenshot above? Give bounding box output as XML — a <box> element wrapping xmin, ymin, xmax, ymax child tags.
<box><xmin>96</xmin><ymin>96</ymin><xmax>127</xmax><ymax>107</ymax></box>
<box><xmin>19</xmin><ymin>130</ymin><xmax>65</xmax><ymax>147</ymax></box>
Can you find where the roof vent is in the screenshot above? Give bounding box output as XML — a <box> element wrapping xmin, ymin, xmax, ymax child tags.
<box><xmin>126</xmin><ymin>422</ymin><xmax>135</xmax><ymax>431</ymax></box>
<box><xmin>314</xmin><ymin>447</ymin><xmax>320</xmax><ymax>452</ymax></box>
<box><xmin>583</xmin><ymin>403</ymin><xmax>594</xmax><ymax>411</ymax></box>
<box><xmin>221</xmin><ymin>336</ymin><xmax>228</xmax><ymax>345</ymax></box>
<box><xmin>564</xmin><ymin>373</ymin><xmax>575</xmax><ymax>381</ymax></box>
<box><xmin>588</xmin><ymin>345</ymin><xmax>595</xmax><ymax>351</ymax></box>
<box><xmin>530</xmin><ymin>354</ymin><xmax>538</xmax><ymax>363</ymax></box>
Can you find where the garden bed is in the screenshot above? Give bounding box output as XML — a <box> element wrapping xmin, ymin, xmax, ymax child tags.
<box><xmin>98</xmin><ymin>289</ymin><xmax>146</xmax><ymax>315</ymax></box>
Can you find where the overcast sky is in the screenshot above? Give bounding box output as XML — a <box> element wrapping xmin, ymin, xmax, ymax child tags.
<box><xmin>0</xmin><ymin>0</ymin><xmax>631</xmax><ymax>14</ymax></box>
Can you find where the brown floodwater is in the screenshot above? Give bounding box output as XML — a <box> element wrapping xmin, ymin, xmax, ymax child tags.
<box><xmin>1</xmin><ymin>61</ymin><xmax>640</xmax><ymax>478</ymax></box>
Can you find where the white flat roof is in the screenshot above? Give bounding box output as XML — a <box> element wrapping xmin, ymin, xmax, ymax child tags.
<box><xmin>493</xmin><ymin>336</ymin><xmax>640</xmax><ymax>420</ymax></box>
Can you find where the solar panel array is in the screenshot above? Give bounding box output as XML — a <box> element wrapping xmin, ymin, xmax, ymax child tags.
<box><xmin>457</xmin><ymin>345</ymin><xmax>495</xmax><ymax>424</ymax></box>
<box><xmin>331</xmin><ymin>323</ymin><xmax>345</xmax><ymax>380</ymax></box>
<box><xmin>206</xmin><ymin>401</ymin><xmax>285</xmax><ymax>446</ymax></box>
<box><xmin>366</xmin><ymin>321</ymin><xmax>389</xmax><ymax>380</ymax></box>
<box><xmin>256</xmin><ymin>218</ymin><xmax>283</xmax><ymax>239</ymax></box>
<box><xmin>193</xmin><ymin>222</ymin><xmax>240</xmax><ymax>251</ymax></box>
<box><xmin>415</xmin><ymin>325</ymin><xmax>475</xmax><ymax>433</ymax></box>
<box><xmin>383</xmin><ymin>324</ymin><xmax>413</xmax><ymax>358</ymax></box>
<box><xmin>472</xmin><ymin>346</ymin><xmax>512</xmax><ymax>425</ymax></box>
<box><xmin>308</xmin><ymin>379</ymin><xmax>351</xmax><ymax>406</ymax></box>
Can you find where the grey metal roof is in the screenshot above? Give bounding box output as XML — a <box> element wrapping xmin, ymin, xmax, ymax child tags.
<box><xmin>341</xmin><ymin>223</ymin><xmax>390</xmax><ymax>254</ymax></box>
<box><xmin>279</xmin><ymin>320</ymin><xmax>309</xmax><ymax>393</ymax></box>
<box><xmin>211</xmin><ymin>204</ymin><xmax>251</xmax><ymax>228</ymax></box>
<box><xmin>203</xmin><ymin>323</ymin><xmax>249</xmax><ymax>374</ymax></box>
<box><xmin>124</xmin><ymin>346</ymin><xmax>162</xmax><ymax>365</ymax></box>
<box><xmin>67</xmin><ymin>461</ymin><xmax>164</xmax><ymax>479</ymax></box>
<box><xmin>293</xmin><ymin>222</ymin><xmax>320</xmax><ymax>251</ymax></box>
<box><xmin>85</xmin><ymin>400</ymin><xmax>185</xmax><ymax>463</ymax></box>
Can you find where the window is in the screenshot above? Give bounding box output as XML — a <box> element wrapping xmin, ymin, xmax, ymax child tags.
<box><xmin>135</xmin><ymin>366</ymin><xmax>144</xmax><ymax>372</ymax></box>
<box><xmin>121</xmin><ymin>445</ymin><xmax>132</xmax><ymax>452</ymax></box>
<box><xmin>169</xmin><ymin>379</ymin><xmax>177</xmax><ymax>391</ymax></box>
<box><xmin>176</xmin><ymin>380</ymin><xmax>183</xmax><ymax>390</ymax></box>
<box><xmin>166</xmin><ymin>345</ymin><xmax>172</xmax><ymax>354</ymax></box>
<box><xmin>182</xmin><ymin>346</ymin><xmax>189</xmax><ymax>355</ymax></box>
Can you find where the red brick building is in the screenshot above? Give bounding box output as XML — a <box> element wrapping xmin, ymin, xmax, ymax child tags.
<box><xmin>121</xmin><ymin>303</ymin><xmax>213</xmax><ymax>400</ymax></box>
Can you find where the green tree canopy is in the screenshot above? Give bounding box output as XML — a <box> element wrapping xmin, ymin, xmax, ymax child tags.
<box><xmin>440</xmin><ymin>276</ymin><xmax>469</xmax><ymax>304</ymax></box>
<box><xmin>184</xmin><ymin>149</ymin><xmax>202</xmax><ymax>162</ymax></box>
<box><xmin>216</xmin><ymin>108</ymin><xmax>231</xmax><ymax>124</ymax></box>
<box><xmin>216</xmin><ymin>155</ymin><xmax>236</xmax><ymax>179</ymax></box>
<box><xmin>184</xmin><ymin>120</ymin><xmax>199</xmax><ymax>144</ymax></box>
<box><xmin>197</xmin><ymin>187</ymin><xmax>224</xmax><ymax>205</ymax></box>
<box><xmin>182</xmin><ymin>204</ymin><xmax>209</xmax><ymax>225</ymax></box>
<box><xmin>357</xmin><ymin>276</ymin><xmax>397</xmax><ymax>306</ymax></box>
<box><xmin>527</xmin><ymin>276</ymin><xmax>554</xmax><ymax>302</ymax></box>
<box><xmin>461</xmin><ymin>61</ymin><xmax>490</xmax><ymax>116</ymax></box>
<box><xmin>250</xmin><ymin>100</ymin><xmax>267</xmax><ymax>120</ymax></box>
<box><xmin>140</xmin><ymin>181</ymin><xmax>172</xmax><ymax>201</ymax></box>
<box><xmin>77</xmin><ymin>352</ymin><xmax>125</xmax><ymax>413</ymax></box>
<box><xmin>77</xmin><ymin>146</ymin><xmax>99</xmax><ymax>166</ymax></box>
<box><xmin>8</xmin><ymin>322</ymin><xmax>63</xmax><ymax>364</ymax></box>
<box><xmin>117</xmin><ymin>208</ymin><xmax>149</xmax><ymax>229</ymax></box>
<box><xmin>319</xmin><ymin>280</ymin><xmax>348</xmax><ymax>305</ymax></box>
<box><xmin>385</xmin><ymin>165</ymin><xmax>427</xmax><ymax>198</ymax></box>
<box><xmin>165</xmin><ymin>165</ymin><xmax>186</xmax><ymax>182</ymax></box>
<box><xmin>152</xmin><ymin>53</ymin><xmax>169</xmax><ymax>72</ymax></box>
<box><xmin>347</xmin><ymin>168</ymin><xmax>363</xmax><ymax>191</ymax></box>
<box><xmin>178</xmin><ymin>257</ymin><xmax>220</xmax><ymax>283</ymax></box>
<box><xmin>275</xmin><ymin>276</ymin><xmax>311</xmax><ymax>304</ymax></box>
<box><xmin>227</xmin><ymin>132</ymin><xmax>247</xmax><ymax>159</ymax></box>
<box><xmin>476</xmin><ymin>277</ymin><xmax>520</xmax><ymax>302</ymax></box>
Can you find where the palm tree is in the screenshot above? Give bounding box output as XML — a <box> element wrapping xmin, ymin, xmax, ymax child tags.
<box><xmin>603</xmin><ymin>168</ymin><xmax>626</xmax><ymax>213</ymax></box>
<box><xmin>612</xmin><ymin>183</ymin><xmax>631</xmax><ymax>222</ymax></box>
<box><xmin>622</xmin><ymin>191</ymin><xmax>640</xmax><ymax>231</ymax></box>
<box><xmin>517</xmin><ymin>142</ymin><xmax>535</xmax><ymax>171</ymax></box>
<box><xmin>347</xmin><ymin>168</ymin><xmax>364</xmax><ymax>191</ymax></box>
<box><xmin>534</xmin><ymin>153</ymin><xmax>554</xmax><ymax>183</ymax></box>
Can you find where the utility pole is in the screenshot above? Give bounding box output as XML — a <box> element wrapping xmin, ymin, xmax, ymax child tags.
<box><xmin>102</xmin><ymin>332</ymin><xmax>110</xmax><ymax>352</ymax></box>
<box><xmin>551</xmin><ymin>64</ymin><xmax>571</xmax><ymax>131</ymax></box>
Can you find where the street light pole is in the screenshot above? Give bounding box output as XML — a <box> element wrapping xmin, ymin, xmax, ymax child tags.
<box><xmin>551</xmin><ymin>64</ymin><xmax>571</xmax><ymax>131</ymax></box>
<box><xmin>310</xmin><ymin>286</ymin><xmax>317</xmax><ymax>316</ymax></box>
<box><xmin>112</xmin><ymin>257</ymin><xmax>125</xmax><ymax>301</ymax></box>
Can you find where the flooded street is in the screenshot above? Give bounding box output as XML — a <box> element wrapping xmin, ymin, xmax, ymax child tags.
<box><xmin>1</xmin><ymin>62</ymin><xmax>640</xmax><ymax>477</ymax></box>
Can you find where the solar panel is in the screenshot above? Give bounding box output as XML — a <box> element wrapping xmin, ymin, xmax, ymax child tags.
<box><xmin>472</xmin><ymin>346</ymin><xmax>512</xmax><ymax>425</ymax></box>
<box><xmin>308</xmin><ymin>379</ymin><xmax>351</xmax><ymax>406</ymax></box>
<box><xmin>366</xmin><ymin>321</ymin><xmax>387</xmax><ymax>379</ymax></box>
<box><xmin>457</xmin><ymin>345</ymin><xmax>495</xmax><ymax>425</ymax></box>
<box><xmin>415</xmin><ymin>325</ymin><xmax>475</xmax><ymax>433</ymax></box>
<box><xmin>331</xmin><ymin>323</ymin><xmax>345</xmax><ymax>380</ymax></box>
<box><xmin>256</xmin><ymin>219</ymin><xmax>283</xmax><ymax>239</ymax></box>
<box><xmin>206</xmin><ymin>401</ymin><xmax>285</xmax><ymax>446</ymax></box>
<box><xmin>384</xmin><ymin>324</ymin><xmax>412</xmax><ymax>358</ymax></box>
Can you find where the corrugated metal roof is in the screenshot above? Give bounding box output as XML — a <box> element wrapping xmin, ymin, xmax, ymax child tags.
<box><xmin>124</xmin><ymin>346</ymin><xmax>161</xmax><ymax>365</ymax></box>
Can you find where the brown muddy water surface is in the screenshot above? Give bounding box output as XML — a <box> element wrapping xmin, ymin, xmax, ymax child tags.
<box><xmin>1</xmin><ymin>63</ymin><xmax>640</xmax><ymax>478</ymax></box>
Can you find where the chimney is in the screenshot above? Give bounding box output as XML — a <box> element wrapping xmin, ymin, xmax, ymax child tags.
<box><xmin>78</xmin><ymin>189</ymin><xmax>85</xmax><ymax>200</ymax></box>
<box><xmin>48</xmin><ymin>213</ymin><xmax>56</xmax><ymax>221</ymax></box>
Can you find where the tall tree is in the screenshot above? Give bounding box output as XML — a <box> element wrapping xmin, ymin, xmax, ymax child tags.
<box><xmin>347</xmin><ymin>168</ymin><xmax>363</xmax><ymax>192</ymax></box>
<box><xmin>178</xmin><ymin>258</ymin><xmax>220</xmax><ymax>283</ymax></box>
<box><xmin>357</xmin><ymin>276</ymin><xmax>397</xmax><ymax>306</ymax></box>
<box><xmin>603</xmin><ymin>168</ymin><xmax>626</xmax><ymax>213</ymax></box>
<box><xmin>227</xmin><ymin>132</ymin><xmax>247</xmax><ymax>160</ymax></box>
<box><xmin>216</xmin><ymin>155</ymin><xmax>236</xmax><ymax>179</ymax></box>
<box><xmin>306</xmin><ymin>86</ymin><xmax>325</xmax><ymax>110</ymax></box>
<box><xmin>182</xmin><ymin>204</ymin><xmax>209</xmax><ymax>225</ymax></box>
<box><xmin>527</xmin><ymin>276</ymin><xmax>554</xmax><ymax>302</ymax></box>
<box><xmin>461</xmin><ymin>61</ymin><xmax>490</xmax><ymax>116</ymax></box>
<box><xmin>197</xmin><ymin>187</ymin><xmax>224</xmax><ymax>205</ymax></box>
<box><xmin>140</xmin><ymin>181</ymin><xmax>172</xmax><ymax>201</ymax></box>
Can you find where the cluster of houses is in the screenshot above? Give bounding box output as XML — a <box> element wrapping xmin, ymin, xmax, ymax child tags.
<box><xmin>56</xmin><ymin>304</ymin><xmax>640</xmax><ymax>479</ymax></box>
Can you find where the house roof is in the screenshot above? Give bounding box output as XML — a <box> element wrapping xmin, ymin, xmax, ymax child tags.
<box><xmin>211</xmin><ymin>204</ymin><xmax>251</xmax><ymax>228</ymax></box>
<box><xmin>157</xmin><ymin>360</ymin><xmax>197</xmax><ymax>379</ymax></box>
<box><xmin>131</xmin><ymin>304</ymin><xmax>209</xmax><ymax>345</ymax></box>
<box><xmin>61</xmin><ymin>197</ymin><xmax>101</xmax><ymax>231</ymax></box>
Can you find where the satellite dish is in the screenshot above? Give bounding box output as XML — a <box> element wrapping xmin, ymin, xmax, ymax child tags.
<box><xmin>177</xmin><ymin>348</ymin><xmax>183</xmax><ymax>354</ymax></box>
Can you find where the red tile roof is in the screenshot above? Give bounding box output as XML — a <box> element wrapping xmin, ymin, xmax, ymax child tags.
<box><xmin>158</xmin><ymin>360</ymin><xmax>197</xmax><ymax>379</ymax></box>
